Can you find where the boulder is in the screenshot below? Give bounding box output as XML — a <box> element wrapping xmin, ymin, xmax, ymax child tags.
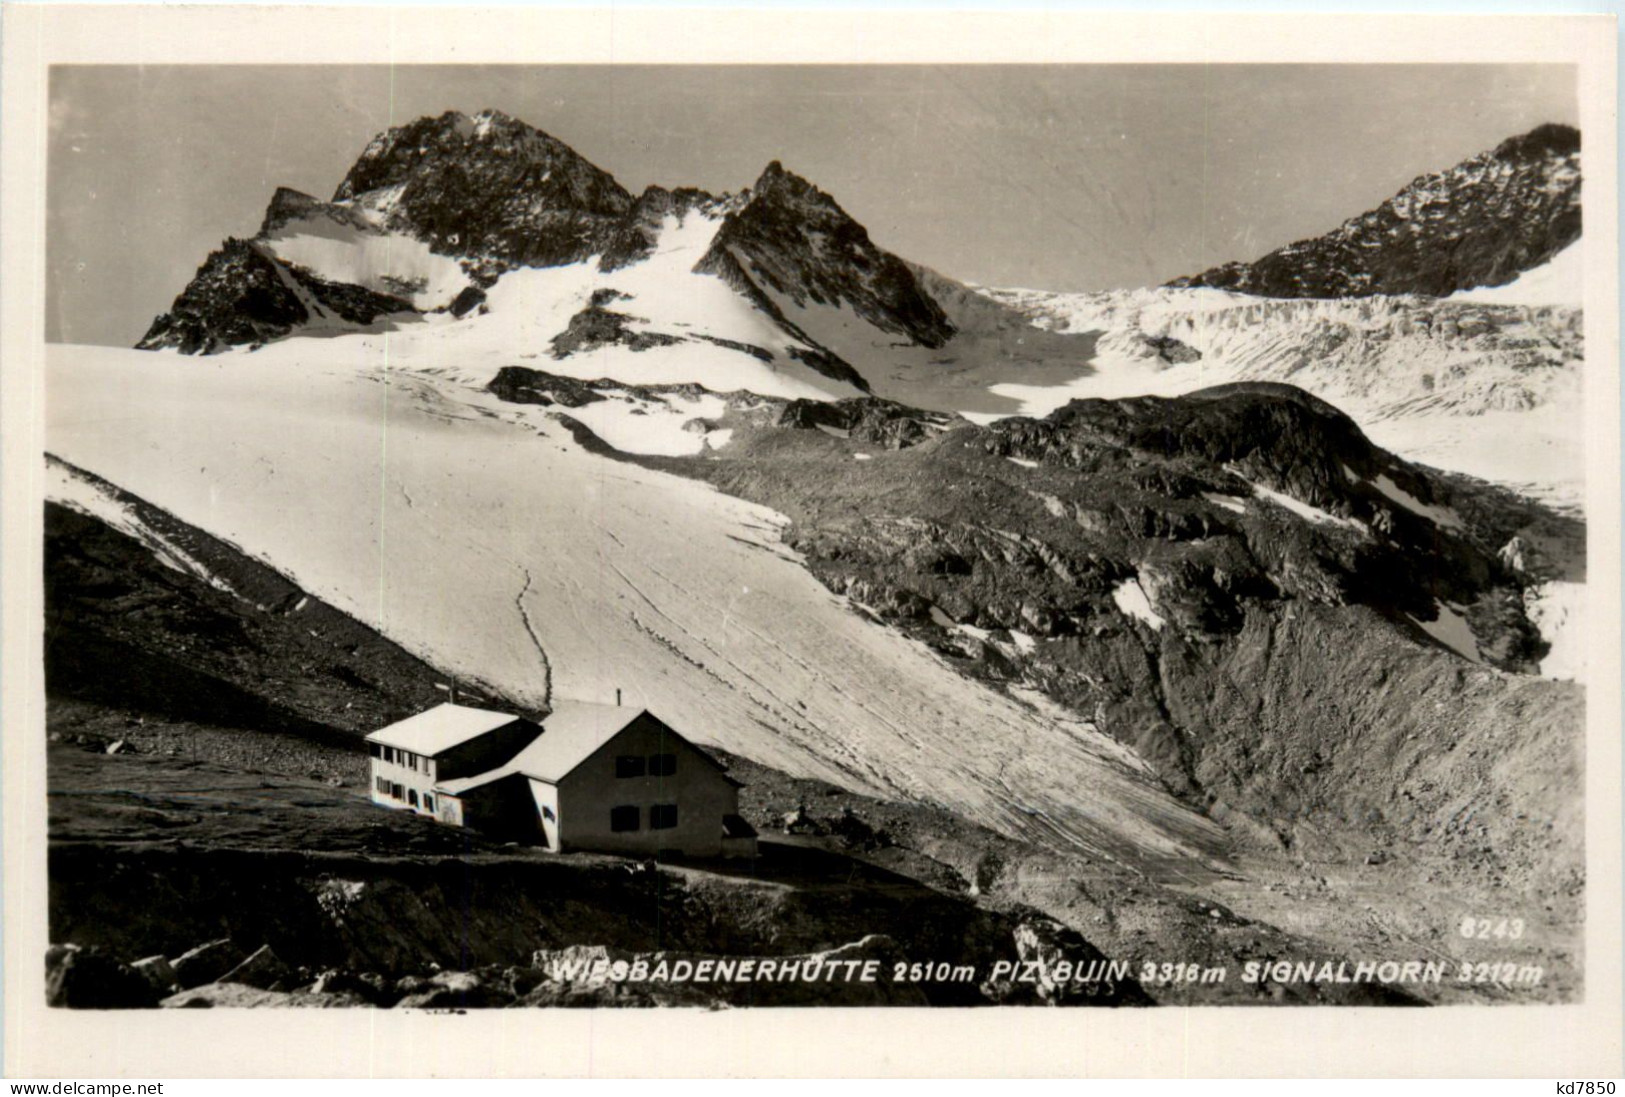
<box><xmin>46</xmin><ymin>945</ymin><xmax>160</xmax><ymax>1009</ymax></box>
<box><xmin>395</xmin><ymin>970</ymin><xmax>507</xmax><ymax>1010</ymax></box>
<box><xmin>448</xmin><ymin>285</ymin><xmax>486</xmax><ymax>319</ymax></box>
<box><xmin>171</xmin><ymin>938</ymin><xmax>247</xmax><ymax>989</ymax></box>
<box><xmin>358</xmin><ymin>972</ymin><xmax>396</xmax><ymax>1005</ymax></box>
<box><xmin>129</xmin><ymin>955</ymin><xmax>179</xmax><ymax>995</ymax></box>
<box><xmin>307</xmin><ymin>969</ymin><xmax>396</xmax><ymax>1006</ymax></box>
<box><xmin>162</xmin><ymin>984</ymin><xmax>366</xmax><ymax>1009</ymax></box>
<box><xmin>217</xmin><ymin>944</ymin><xmax>291</xmax><ymax>990</ymax></box>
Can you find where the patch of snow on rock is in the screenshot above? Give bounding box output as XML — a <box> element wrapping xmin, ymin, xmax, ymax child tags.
<box><xmin>1370</xmin><ymin>473</ymin><xmax>1463</xmax><ymax>530</ymax></box>
<box><xmin>266</xmin><ymin>223</ymin><xmax>471</xmax><ymax>311</ymax></box>
<box><xmin>1203</xmin><ymin>493</ymin><xmax>1248</xmax><ymax>514</ymax></box>
<box><xmin>1243</xmin><ymin>479</ymin><xmax>1365</xmax><ymax>533</ymax></box>
<box><xmin>1112</xmin><ymin>578</ymin><xmax>1165</xmax><ymax>630</ymax></box>
<box><xmin>1407</xmin><ymin>602</ymin><xmax>1482</xmax><ymax>664</ymax></box>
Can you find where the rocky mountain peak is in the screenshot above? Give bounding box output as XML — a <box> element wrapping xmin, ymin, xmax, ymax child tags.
<box><xmin>333</xmin><ymin>109</ymin><xmax>626</xmax><ymax>206</ymax></box>
<box><xmin>1170</xmin><ymin>122</ymin><xmax>1582</xmax><ymax>298</ymax></box>
<box><xmin>743</xmin><ymin>159</ymin><xmax>845</xmax><ymax>218</ymax></box>
<box><xmin>1492</xmin><ymin>121</ymin><xmax>1580</xmax><ymax>161</ymax></box>
<box><xmin>698</xmin><ymin>160</ymin><xmax>957</xmax><ymax>348</ymax></box>
<box><xmin>328</xmin><ymin>109</ymin><xmax>634</xmax><ymax>268</ymax></box>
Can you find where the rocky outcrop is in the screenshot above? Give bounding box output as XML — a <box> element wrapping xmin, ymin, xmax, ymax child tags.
<box><xmin>162</xmin><ymin>984</ymin><xmax>366</xmax><ymax>1009</ymax></box>
<box><xmin>257</xmin><ymin>186</ymin><xmax>375</xmax><ymax>238</ymax></box>
<box><xmin>218</xmin><ymin>944</ymin><xmax>293</xmax><ymax>990</ymax></box>
<box><xmin>599</xmin><ymin>185</ymin><xmax>727</xmax><ymax>272</ymax></box>
<box><xmin>774</xmin><ymin>397</ymin><xmax>955</xmax><ymax>449</ymax></box>
<box><xmin>136</xmin><ymin>240</ymin><xmax>308</xmax><ymax>354</ymax></box>
<box><xmin>487</xmin><ymin>367</ymin><xmax>610</xmax><ymax>408</ymax></box>
<box><xmin>550</xmin><ymin>302</ymin><xmax>684</xmax><ymax>358</ymax></box>
<box><xmin>395</xmin><ymin>970</ymin><xmax>512</xmax><ymax>1010</ymax></box>
<box><xmin>135</xmin><ymin>239</ymin><xmax>415</xmax><ymax>354</ymax></box>
<box><xmin>1171</xmin><ymin>123</ymin><xmax>1581</xmax><ymax>297</ymax></box>
<box><xmin>129</xmin><ymin>954</ymin><xmax>179</xmax><ymax>996</ymax></box>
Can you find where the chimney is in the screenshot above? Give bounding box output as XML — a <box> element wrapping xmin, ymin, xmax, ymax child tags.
<box><xmin>615</xmin><ymin>688</ymin><xmax>622</xmax><ymax>707</ymax></box>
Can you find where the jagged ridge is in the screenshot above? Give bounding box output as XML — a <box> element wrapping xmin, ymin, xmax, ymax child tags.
<box><xmin>1170</xmin><ymin>123</ymin><xmax>1581</xmax><ymax>298</ymax></box>
<box><xmin>136</xmin><ymin>112</ymin><xmax>952</xmax><ymax>367</ymax></box>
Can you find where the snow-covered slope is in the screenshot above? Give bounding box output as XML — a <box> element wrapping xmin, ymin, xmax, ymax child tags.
<box><xmin>46</xmin><ymin>341</ymin><xmax>1228</xmax><ymax>874</ymax></box>
<box><xmin>1452</xmin><ymin>240</ymin><xmax>1582</xmax><ymax>307</ymax></box>
<box><xmin>46</xmin><ymin>458</ymin><xmax>237</xmax><ymax>596</ymax></box>
<box><xmin>262</xmin><ymin>206</ymin><xmax>473</xmax><ymax>312</ymax></box>
<box><xmin>344</xmin><ymin>205</ymin><xmax>871</xmax><ymax>402</ymax></box>
<box><xmin>975</xmin><ymin>283</ymin><xmax>1585</xmax><ymax>509</ymax></box>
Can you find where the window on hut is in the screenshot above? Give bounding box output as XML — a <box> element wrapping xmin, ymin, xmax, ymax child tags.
<box><xmin>610</xmin><ymin>805</ymin><xmax>640</xmax><ymax>832</ymax></box>
<box><xmin>615</xmin><ymin>756</ymin><xmax>646</xmax><ymax>778</ymax></box>
<box><xmin>650</xmin><ymin>804</ymin><xmax>678</xmax><ymax>830</ymax></box>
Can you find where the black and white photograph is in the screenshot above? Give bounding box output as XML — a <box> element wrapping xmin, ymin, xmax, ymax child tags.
<box><xmin>2</xmin><ymin>5</ymin><xmax>1620</xmax><ymax>1080</ymax></box>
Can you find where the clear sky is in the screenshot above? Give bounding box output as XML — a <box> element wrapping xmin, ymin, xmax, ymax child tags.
<box><xmin>48</xmin><ymin>63</ymin><xmax>1577</xmax><ymax>346</ymax></box>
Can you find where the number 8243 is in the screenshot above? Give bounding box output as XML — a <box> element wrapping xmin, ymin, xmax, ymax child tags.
<box><xmin>1458</xmin><ymin>916</ymin><xmax>1525</xmax><ymax>941</ymax></box>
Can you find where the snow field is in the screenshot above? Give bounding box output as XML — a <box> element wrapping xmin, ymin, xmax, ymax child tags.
<box><xmin>265</xmin><ymin>215</ymin><xmax>472</xmax><ymax>311</ymax></box>
<box><xmin>1450</xmin><ymin>242</ymin><xmax>1582</xmax><ymax>307</ymax></box>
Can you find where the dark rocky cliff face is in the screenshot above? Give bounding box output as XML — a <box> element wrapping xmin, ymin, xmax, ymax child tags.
<box><xmin>1170</xmin><ymin>123</ymin><xmax>1581</xmax><ymax>298</ymax></box>
<box><xmin>698</xmin><ymin>161</ymin><xmax>956</xmax><ymax>348</ymax></box>
<box><xmin>135</xmin><ymin>239</ymin><xmax>415</xmax><ymax>355</ymax></box>
<box><xmin>136</xmin><ymin>240</ymin><xmax>308</xmax><ymax>355</ymax></box>
<box><xmin>333</xmin><ymin>109</ymin><xmax>634</xmax><ymax>269</ymax></box>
